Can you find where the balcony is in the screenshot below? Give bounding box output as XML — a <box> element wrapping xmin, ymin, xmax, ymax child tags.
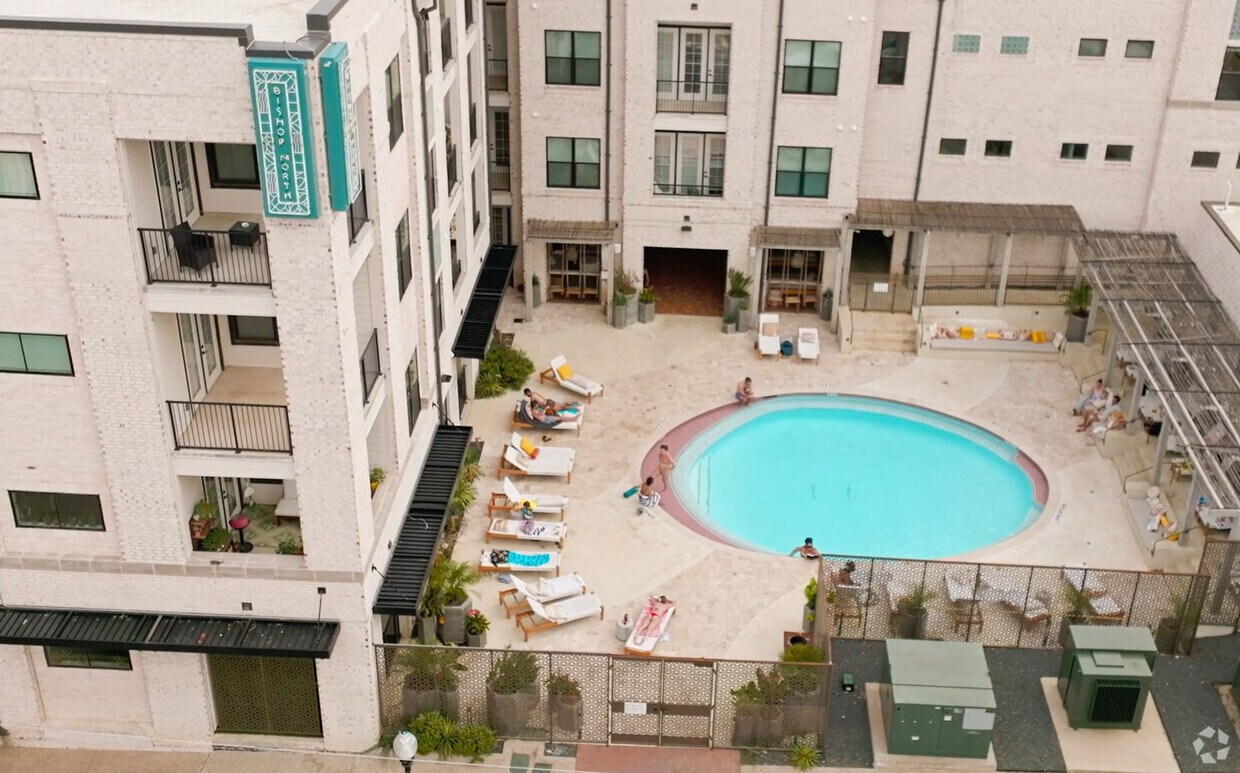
<box><xmin>655</xmin><ymin>79</ymin><xmax>729</xmax><ymax>114</ymax></box>
<box><xmin>360</xmin><ymin>329</ymin><xmax>381</xmax><ymax>404</ymax></box>
<box><xmin>487</xmin><ymin>59</ymin><xmax>509</xmax><ymax>91</ymax></box>
<box><xmin>139</xmin><ymin>215</ymin><xmax>270</xmax><ymax>286</ymax></box>
<box><xmin>654</xmin><ymin>183</ymin><xmax>724</xmax><ymax>198</ymax></box>
<box><xmin>490</xmin><ymin>162</ymin><xmax>511</xmax><ymax>191</ymax></box>
<box><xmin>167</xmin><ymin>367</ymin><xmax>291</xmax><ymax>454</ymax></box>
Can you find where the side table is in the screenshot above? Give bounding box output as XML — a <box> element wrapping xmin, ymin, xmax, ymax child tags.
<box><xmin>228</xmin><ymin>220</ymin><xmax>261</xmax><ymax>248</ymax></box>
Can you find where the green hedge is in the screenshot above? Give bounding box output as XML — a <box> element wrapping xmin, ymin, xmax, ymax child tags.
<box><xmin>475</xmin><ymin>345</ymin><xmax>534</xmax><ymax>399</ymax></box>
<box><xmin>406</xmin><ymin>711</ymin><xmax>498</xmax><ymax>762</ymax></box>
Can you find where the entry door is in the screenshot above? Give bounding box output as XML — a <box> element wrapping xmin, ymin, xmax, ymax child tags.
<box><xmin>679</xmin><ymin>30</ymin><xmax>705</xmax><ymax>97</ymax></box>
<box><xmin>202</xmin><ymin>477</ymin><xmax>241</xmax><ymax>525</ymax></box>
<box><xmin>708</xmin><ymin>30</ymin><xmax>730</xmax><ymax>96</ymax></box>
<box><xmin>151</xmin><ymin>141</ymin><xmax>201</xmax><ymax>228</ymax></box>
<box><xmin>676</xmin><ymin>29</ymin><xmax>730</xmax><ymax>99</ymax></box>
<box><xmin>177</xmin><ymin>313</ymin><xmax>222</xmax><ymax>400</ymax></box>
<box><xmin>208</xmin><ymin>655</ymin><xmax>323</xmax><ymax>737</ymax></box>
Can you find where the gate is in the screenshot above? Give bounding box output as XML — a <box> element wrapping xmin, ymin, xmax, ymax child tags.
<box><xmin>848</xmin><ymin>272</ymin><xmax>914</xmax><ymax>312</ymax></box>
<box><xmin>208</xmin><ymin>655</ymin><xmax>323</xmax><ymax>736</ymax></box>
<box><xmin>609</xmin><ymin>657</ymin><xmax>715</xmax><ymax>747</ymax></box>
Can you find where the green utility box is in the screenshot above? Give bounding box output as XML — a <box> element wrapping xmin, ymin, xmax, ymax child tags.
<box><xmin>880</xmin><ymin>640</ymin><xmax>996</xmax><ymax>759</ymax></box>
<box><xmin>1058</xmin><ymin>625</ymin><xmax>1155</xmax><ymax>730</ymax></box>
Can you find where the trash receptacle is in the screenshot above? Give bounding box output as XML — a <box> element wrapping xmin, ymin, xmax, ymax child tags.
<box><xmin>615</xmin><ymin>615</ymin><xmax>633</xmax><ymax>642</ymax></box>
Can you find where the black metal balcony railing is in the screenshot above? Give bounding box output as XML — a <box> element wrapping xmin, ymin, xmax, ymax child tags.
<box><xmin>487</xmin><ymin>58</ymin><xmax>509</xmax><ymax>91</ymax></box>
<box><xmin>447</xmin><ymin>146</ymin><xmax>459</xmax><ymax>191</ymax></box>
<box><xmin>347</xmin><ymin>177</ymin><xmax>369</xmax><ymax>245</ymax></box>
<box><xmin>360</xmin><ymin>329</ymin><xmax>381</xmax><ymax>404</ymax></box>
<box><xmin>139</xmin><ymin>227</ymin><xmax>271</xmax><ymax>286</ymax></box>
<box><xmin>167</xmin><ymin>401</ymin><xmax>292</xmax><ymax>454</ymax></box>
<box><xmin>655</xmin><ymin>79</ymin><xmax>729</xmax><ymax>114</ymax></box>
<box><xmin>490</xmin><ymin>162</ymin><xmax>511</xmax><ymax>191</ymax></box>
<box><xmin>654</xmin><ymin>183</ymin><xmax>724</xmax><ymax>198</ymax></box>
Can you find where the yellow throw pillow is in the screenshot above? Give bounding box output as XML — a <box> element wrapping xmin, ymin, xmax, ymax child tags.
<box><xmin>960</xmin><ymin>326</ymin><xmax>974</xmax><ymax>340</ymax></box>
<box><xmin>519</xmin><ymin>437</ymin><xmax>537</xmax><ymax>457</ymax></box>
<box><xmin>556</xmin><ymin>363</ymin><xmax>574</xmax><ymax>380</ymax></box>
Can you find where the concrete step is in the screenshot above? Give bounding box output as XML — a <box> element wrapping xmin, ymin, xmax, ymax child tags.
<box><xmin>851</xmin><ymin>312</ymin><xmax>918</xmax><ymax>352</ymax></box>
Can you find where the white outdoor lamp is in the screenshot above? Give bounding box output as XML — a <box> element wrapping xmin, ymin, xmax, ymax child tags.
<box><xmin>393</xmin><ymin>730</ymin><xmax>418</xmax><ymax>772</ymax></box>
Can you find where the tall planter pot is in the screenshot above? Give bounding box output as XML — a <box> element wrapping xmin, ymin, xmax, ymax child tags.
<box><xmin>531</xmin><ymin>282</ymin><xmax>543</xmax><ymax>308</ymax></box>
<box><xmin>895</xmin><ymin>605</ymin><xmax>927</xmax><ymax>639</ymax></box>
<box><xmin>732</xmin><ymin>708</ymin><xmax>785</xmax><ymax>747</ymax></box>
<box><xmin>735</xmin><ymin>302</ymin><xmax>751</xmax><ymax>333</ymax></box>
<box><xmin>820</xmin><ymin>296</ymin><xmax>833</xmax><ymax>322</ymax></box>
<box><xmin>550</xmin><ymin>694</ymin><xmax>583</xmax><ymax>735</ymax></box>
<box><xmin>612</xmin><ymin>300</ymin><xmax>631</xmax><ymax>329</ymax></box>
<box><xmin>1065</xmin><ymin>312</ymin><xmax>1089</xmax><ymax>343</ymax></box>
<box><xmin>724</xmin><ymin>294</ymin><xmax>743</xmax><ymax>321</ymax></box>
<box><xmin>402</xmin><ymin>687</ymin><xmax>460</xmax><ymax>721</ymax></box>
<box><xmin>418</xmin><ymin>614</ymin><xmax>439</xmax><ymax>645</ymax></box>
<box><xmin>637</xmin><ymin>301</ymin><xmax>655</xmax><ymax>323</ymax></box>
<box><xmin>1155</xmin><ymin>618</ymin><xmax>1181</xmax><ymax>655</ymax></box>
<box><xmin>487</xmin><ymin>686</ymin><xmax>539</xmax><ymax>736</ymax></box>
<box><xmin>439</xmin><ymin>595</ymin><xmax>472</xmax><ymax>645</ymax></box>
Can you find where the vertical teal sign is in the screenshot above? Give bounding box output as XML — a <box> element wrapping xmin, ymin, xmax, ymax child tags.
<box><xmin>320</xmin><ymin>43</ymin><xmax>363</xmax><ymax>212</ymax></box>
<box><xmin>248</xmin><ymin>58</ymin><xmax>318</xmax><ymax>218</ymax></box>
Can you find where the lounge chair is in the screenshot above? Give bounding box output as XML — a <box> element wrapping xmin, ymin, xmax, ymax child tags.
<box><xmin>1062</xmin><ymin>567</ymin><xmax>1126</xmax><ymax>622</ymax></box>
<box><xmin>511</xmin><ymin>399</ymin><xmax>583</xmax><ymax>435</ymax></box>
<box><xmin>516</xmin><ymin>594</ymin><xmax>605</xmax><ymax>640</ymax></box>
<box><xmin>758</xmin><ymin>313</ymin><xmax>780</xmax><ymax>358</ymax></box>
<box><xmin>486</xmin><ymin>477</ymin><xmax>568</xmax><ymax>520</ymax></box>
<box><xmin>797</xmin><ymin>327</ymin><xmax>819</xmax><ymax>363</ymax></box>
<box><xmin>625</xmin><ymin>597</ymin><xmax>676</xmax><ymax>655</ymax></box>
<box><xmin>944</xmin><ymin>571</ymin><xmax>984</xmax><ymax>632</ymax></box>
<box><xmin>477</xmin><ymin>548</ymin><xmax>561</xmax><ymax>575</ymax></box>
<box><xmin>500</xmin><ymin>433</ymin><xmax>576</xmax><ymax>483</ymax></box>
<box><xmin>979</xmin><ymin>569</ymin><xmax>1051</xmax><ymax>629</ymax></box>
<box><xmin>499</xmin><ymin>573</ymin><xmax>587</xmax><ymax>618</ymax></box>
<box><xmin>486</xmin><ymin>518</ymin><xmax>568</xmax><ymax>547</ymax></box>
<box><xmin>539</xmin><ymin>355</ymin><xmax>604</xmax><ymax>402</ymax></box>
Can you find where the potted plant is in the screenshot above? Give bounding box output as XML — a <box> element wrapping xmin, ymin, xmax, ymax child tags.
<box><xmin>780</xmin><ymin>643</ymin><xmax>826</xmax><ymax>735</ymax></box>
<box><xmin>786</xmin><ymin>735</ymin><xmax>822</xmax><ymax>771</ymax></box>
<box><xmin>486</xmin><ymin>651</ymin><xmax>540</xmax><ymax>735</ymax></box>
<box><xmin>189</xmin><ymin>499</ymin><xmax>216</xmax><ymax>545</ymax></box>
<box><xmin>895</xmin><ymin>582</ymin><xmax>936</xmax><ymax>639</ymax></box>
<box><xmin>465</xmin><ymin>609</ymin><xmax>490</xmax><ymax>648</ymax></box>
<box><xmin>399</xmin><ymin>648</ymin><xmax>465</xmax><ymax>720</ymax></box>
<box><xmin>615</xmin><ymin>268</ymin><xmax>639</xmax><ymax>305</ymax></box>
<box><xmin>637</xmin><ymin>286</ymin><xmax>657</xmax><ymax>323</ymax></box>
<box><xmin>725</xmin><ymin>268</ymin><xmax>753</xmax><ymax>323</ymax></box>
<box><xmin>370</xmin><ymin>467</ymin><xmax>386</xmax><ymax>495</ymax></box>
<box><xmin>276</xmin><ymin>536</ymin><xmax>303</xmax><ymax>555</ymax></box>
<box><xmin>1063</xmin><ymin>282</ymin><xmax>1092</xmax><ymax>343</ymax></box>
<box><xmin>1058</xmin><ymin>585</ymin><xmax>1093</xmax><ymax>647</ymax></box>
<box><xmin>429</xmin><ymin>557</ymin><xmax>480</xmax><ymax>645</ymax></box>
<box><xmin>731</xmin><ymin>666</ymin><xmax>787</xmax><ymax>747</ymax></box>
<box><xmin>611</xmin><ymin>289</ymin><xmax>632</xmax><ymax>329</ymax></box>
<box><xmin>802</xmin><ymin>578</ymin><xmax>818</xmax><ymax>632</ymax></box>
<box><xmin>418</xmin><ymin>591</ymin><xmax>444</xmax><ymax>645</ymax></box>
<box><xmin>200</xmin><ymin>526</ymin><xmax>231</xmax><ymax>553</ymax></box>
<box><xmin>531</xmin><ymin>274</ymin><xmax>542</xmax><ymax>308</ymax></box>
<box><xmin>820</xmin><ymin>288</ymin><xmax>834</xmax><ymax>322</ymax></box>
<box><xmin>736</xmin><ymin>298</ymin><xmax>751</xmax><ymax>334</ymax></box>
<box><xmin>547</xmin><ymin>672</ymin><xmax>583</xmax><ymax>735</ymax></box>
<box><xmin>1155</xmin><ymin>593</ymin><xmax>1198</xmax><ymax>655</ymax></box>
<box><xmin>722</xmin><ymin>313</ymin><xmax>737</xmax><ymax>335</ymax></box>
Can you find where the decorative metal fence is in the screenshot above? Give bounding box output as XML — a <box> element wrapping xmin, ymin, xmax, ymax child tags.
<box><xmin>817</xmin><ymin>554</ymin><xmax>1209</xmax><ymax>655</ymax></box>
<box><xmin>848</xmin><ymin>273</ymin><xmax>915</xmax><ymax>312</ymax></box>
<box><xmin>1196</xmin><ymin>539</ymin><xmax>1240</xmax><ymax>629</ymax></box>
<box><xmin>375</xmin><ymin>645</ymin><xmax>831</xmax><ymax>750</ymax></box>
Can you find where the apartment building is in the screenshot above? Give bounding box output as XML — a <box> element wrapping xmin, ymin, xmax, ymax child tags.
<box><xmin>0</xmin><ymin>0</ymin><xmax>504</xmax><ymax>752</ymax></box>
<box><xmin>499</xmin><ymin>0</ymin><xmax>1240</xmax><ymax>320</ymax></box>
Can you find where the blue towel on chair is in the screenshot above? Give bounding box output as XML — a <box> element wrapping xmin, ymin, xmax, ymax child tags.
<box><xmin>508</xmin><ymin>552</ymin><xmax>550</xmax><ymax>567</ymax></box>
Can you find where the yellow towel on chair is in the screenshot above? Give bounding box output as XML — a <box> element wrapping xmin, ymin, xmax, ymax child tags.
<box><xmin>518</xmin><ymin>437</ymin><xmax>538</xmax><ymax>458</ymax></box>
<box><xmin>556</xmin><ymin>364</ymin><xmax>574</xmax><ymax>380</ymax></box>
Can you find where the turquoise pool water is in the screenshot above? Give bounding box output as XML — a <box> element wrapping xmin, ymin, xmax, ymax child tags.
<box><xmin>671</xmin><ymin>395</ymin><xmax>1043</xmax><ymax>559</ymax></box>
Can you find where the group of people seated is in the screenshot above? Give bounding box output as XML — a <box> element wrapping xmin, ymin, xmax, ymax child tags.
<box><xmin>1072</xmin><ymin>379</ymin><xmax>1127</xmax><ymax>433</ymax></box>
<box><xmin>522</xmin><ymin>388</ymin><xmax>580</xmax><ymax>428</ymax></box>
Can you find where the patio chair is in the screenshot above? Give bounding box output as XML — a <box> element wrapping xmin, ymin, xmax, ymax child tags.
<box><xmin>758</xmin><ymin>313</ymin><xmax>781</xmax><ymax>358</ymax></box>
<box><xmin>797</xmin><ymin>327</ymin><xmax>820</xmax><ymax>363</ymax></box>
<box><xmin>979</xmin><ymin>569</ymin><xmax>1051</xmax><ymax>629</ymax></box>
<box><xmin>511</xmin><ymin>399</ymin><xmax>583</xmax><ymax>435</ymax></box>
<box><xmin>498</xmin><ymin>573</ymin><xmax>587</xmax><ymax>618</ymax></box>
<box><xmin>515</xmin><ymin>594</ymin><xmax>605</xmax><ymax>640</ymax></box>
<box><xmin>170</xmin><ymin>221</ymin><xmax>216</xmax><ymax>271</ymax></box>
<box><xmin>539</xmin><ymin>355</ymin><xmax>604</xmax><ymax>402</ymax></box>
<box><xmin>486</xmin><ymin>477</ymin><xmax>568</xmax><ymax>520</ymax></box>
<box><xmin>486</xmin><ymin>518</ymin><xmax>568</xmax><ymax>547</ymax></box>
<box><xmin>477</xmin><ymin>548</ymin><xmax>561</xmax><ymax>576</ymax></box>
<box><xmin>500</xmin><ymin>441</ymin><xmax>575</xmax><ymax>484</ymax></box>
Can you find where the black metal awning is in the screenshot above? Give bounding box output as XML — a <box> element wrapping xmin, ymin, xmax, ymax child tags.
<box><xmin>373</xmin><ymin>424</ymin><xmax>473</xmax><ymax>615</ymax></box>
<box><xmin>452</xmin><ymin>245</ymin><xmax>517</xmax><ymax>359</ymax></box>
<box><xmin>0</xmin><ymin>607</ymin><xmax>338</xmax><ymax>658</ymax></box>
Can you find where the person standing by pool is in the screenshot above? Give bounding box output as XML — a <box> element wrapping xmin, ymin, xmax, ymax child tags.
<box><xmin>736</xmin><ymin>377</ymin><xmax>755</xmax><ymax>407</ymax></box>
<box><xmin>657</xmin><ymin>444</ymin><xmax>677</xmax><ymax>490</ymax></box>
<box><xmin>790</xmin><ymin>538</ymin><xmax>821</xmax><ymax>560</ymax></box>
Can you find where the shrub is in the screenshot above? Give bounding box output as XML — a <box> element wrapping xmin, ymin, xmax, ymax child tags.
<box><xmin>786</xmin><ymin>735</ymin><xmax>821</xmax><ymax>770</ymax></box>
<box><xmin>488</xmin><ymin>651</ymin><xmax>539</xmax><ymax>694</ymax></box>
<box><xmin>399</xmin><ymin>648</ymin><xmax>465</xmax><ymax>692</ymax></box>
<box><xmin>453</xmin><ymin>722</ymin><xmax>498</xmax><ymax>762</ymax></box>
<box><xmin>465</xmin><ymin>609</ymin><xmax>490</xmax><ymax>636</ymax></box>
<box><xmin>201</xmin><ymin>527</ymin><xmax>230</xmax><ymax>552</ymax></box>
<box><xmin>408</xmin><ymin>711</ymin><xmax>455</xmax><ymax>756</ymax></box>
<box><xmin>276</xmin><ymin>536</ymin><xmax>303</xmax><ymax>555</ymax></box>
<box><xmin>548</xmin><ymin>672</ymin><xmax>581</xmax><ymax>700</ymax></box>
<box><xmin>780</xmin><ymin>644</ymin><xmax>825</xmax><ymax>695</ymax></box>
<box><xmin>474</xmin><ymin>345</ymin><xmax>534</xmax><ymax>398</ymax></box>
<box><xmin>474</xmin><ymin>371</ymin><xmax>505</xmax><ymax>399</ymax></box>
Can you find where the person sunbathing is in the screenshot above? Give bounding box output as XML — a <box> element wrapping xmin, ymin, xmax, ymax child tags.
<box><xmin>530</xmin><ymin>403</ymin><xmax>562</xmax><ymax>427</ymax></box>
<box><xmin>524</xmin><ymin>388</ymin><xmax>580</xmax><ymax>414</ymax></box>
<box><xmin>1072</xmin><ymin>380</ymin><xmax>1106</xmax><ymax>415</ymax></box>
<box><xmin>634</xmin><ymin>595</ymin><xmax>675</xmax><ymax>638</ymax></box>
<box><xmin>1077</xmin><ymin>394</ymin><xmax>1122</xmax><ymax>432</ymax></box>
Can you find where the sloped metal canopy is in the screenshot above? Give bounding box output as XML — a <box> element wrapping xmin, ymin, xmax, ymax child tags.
<box><xmin>853</xmin><ymin>198</ymin><xmax>1084</xmax><ymax>235</ymax></box>
<box><xmin>373</xmin><ymin>425</ymin><xmax>472</xmax><ymax>615</ymax></box>
<box><xmin>453</xmin><ymin>245</ymin><xmax>516</xmax><ymax>359</ymax></box>
<box><xmin>0</xmin><ymin>607</ymin><xmax>338</xmax><ymax>658</ymax></box>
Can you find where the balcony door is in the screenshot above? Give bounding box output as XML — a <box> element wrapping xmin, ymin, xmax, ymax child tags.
<box><xmin>202</xmin><ymin>477</ymin><xmax>242</xmax><ymax>526</ymax></box>
<box><xmin>659</xmin><ymin>27</ymin><xmax>730</xmax><ymax>100</ymax></box>
<box><xmin>177</xmin><ymin>313</ymin><xmax>222</xmax><ymax>401</ymax></box>
<box><xmin>152</xmin><ymin>141</ymin><xmax>201</xmax><ymax>228</ymax></box>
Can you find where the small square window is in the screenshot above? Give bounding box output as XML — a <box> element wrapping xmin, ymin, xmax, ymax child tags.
<box><xmin>939</xmin><ymin>138</ymin><xmax>967</xmax><ymax>156</ymax></box>
<box><xmin>0</xmin><ymin>151</ymin><xmax>39</xmax><ymax>199</ymax></box>
<box><xmin>953</xmin><ymin>34</ymin><xmax>981</xmax><ymax>54</ymax></box>
<box><xmin>999</xmin><ymin>36</ymin><xmax>1029</xmax><ymax>55</ymax></box>
<box><xmin>1078</xmin><ymin>39</ymin><xmax>1107</xmax><ymax>57</ymax></box>
<box><xmin>205</xmin><ymin>144</ymin><xmax>259</xmax><ymax>189</ymax></box>
<box><xmin>1060</xmin><ymin>143</ymin><xmax>1088</xmax><ymax>160</ymax></box>
<box><xmin>1105</xmin><ymin>145</ymin><xmax>1134</xmax><ymax>162</ymax></box>
<box><xmin>1125</xmin><ymin>40</ymin><xmax>1154</xmax><ymax>59</ymax></box>
<box><xmin>1192</xmin><ymin>151</ymin><xmax>1221</xmax><ymax>168</ymax></box>
<box><xmin>984</xmin><ymin>140</ymin><xmax>1013</xmax><ymax>158</ymax></box>
<box><xmin>227</xmin><ymin>316</ymin><xmax>279</xmax><ymax>346</ymax></box>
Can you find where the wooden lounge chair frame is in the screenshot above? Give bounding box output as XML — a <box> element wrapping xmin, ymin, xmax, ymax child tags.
<box><xmin>486</xmin><ymin>491</ymin><xmax>565</xmax><ymax>520</ymax></box>
<box><xmin>498</xmin><ymin>582</ymin><xmax>587</xmax><ymax>619</ymax></box>
<box><xmin>499</xmin><ymin>446</ymin><xmax>573</xmax><ymax>484</ymax></box>
<box><xmin>511</xmin><ymin>401</ymin><xmax>582</xmax><ymax>436</ymax></box>
<box><xmin>515</xmin><ymin>601</ymin><xmax>605</xmax><ymax>641</ymax></box>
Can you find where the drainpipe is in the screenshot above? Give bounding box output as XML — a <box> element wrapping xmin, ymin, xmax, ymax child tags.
<box><xmin>603</xmin><ymin>0</ymin><xmax>613</xmax><ymax>223</ymax></box>
<box><xmin>761</xmin><ymin>0</ymin><xmax>787</xmax><ymax>227</ymax></box>
<box><xmin>905</xmin><ymin>0</ymin><xmax>946</xmax><ymax>273</ymax></box>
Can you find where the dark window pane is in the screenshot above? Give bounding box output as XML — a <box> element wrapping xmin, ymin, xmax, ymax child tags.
<box><xmin>1078</xmin><ymin>38</ymin><xmax>1107</xmax><ymax>57</ymax></box>
<box><xmin>1060</xmin><ymin>143</ymin><xmax>1088</xmax><ymax>160</ymax></box>
<box><xmin>54</xmin><ymin>494</ymin><xmax>105</xmax><ymax>530</ymax></box>
<box><xmin>985</xmin><ymin>140</ymin><xmax>1012</xmax><ymax>157</ymax></box>
<box><xmin>1192</xmin><ymin>151</ymin><xmax>1221</xmax><ymax>168</ymax></box>
<box><xmin>877</xmin><ymin>59</ymin><xmax>905</xmax><ymax>85</ymax></box>
<box><xmin>547</xmin><ymin>162</ymin><xmax>573</xmax><ymax>187</ymax></box>
<box><xmin>575</xmin><ymin>60</ymin><xmax>600</xmax><ymax>85</ymax></box>
<box><xmin>206</xmin><ymin>144</ymin><xmax>259</xmax><ymax>188</ymax></box>
<box><xmin>546</xmin><ymin>58</ymin><xmax>572</xmax><ymax>84</ymax></box>
<box><xmin>1217</xmin><ymin>73</ymin><xmax>1240</xmax><ymax>101</ymax></box>
<box><xmin>774</xmin><ymin>171</ymin><xmax>802</xmax><ymax>196</ymax></box>
<box><xmin>783</xmin><ymin>67</ymin><xmax>810</xmax><ymax>93</ymax></box>
<box><xmin>1125</xmin><ymin>40</ymin><xmax>1154</xmax><ymax>59</ymax></box>
<box><xmin>229</xmin><ymin>316</ymin><xmax>278</xmax><ymax>345</ymax></box>
<box><xmin>575</xmin><ymin>164</ymin><xmax>600</xmax><ymax>188</ymax></box>
<box><xmin>802</xmin><ymin>172</ymin><xmax>829</xmax><ymax>197</ymax></box>
<box><xmin>939</xmin><ymin>138</ymin><xmax>967</xmax><ymax>155</ymax></box>
<box><xmin>11</xmin><ymin>491</ymin><xmax>57</xmax><ymax>527</ymax></box>
<box><xmin>812</xmin><ymin>69</ymin><xmax>839</xmax><ymax>95</ymax></box>
<box><xmin>1105</xmin><ymin>144</ymin><xmax>1134</xmax><ymax>162</ymax></box>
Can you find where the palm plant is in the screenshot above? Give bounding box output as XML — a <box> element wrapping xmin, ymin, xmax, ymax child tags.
<box><xmin>429</xmin><ymin>557</ymin><xmax>480</xmax><ymax>604</ymax></box>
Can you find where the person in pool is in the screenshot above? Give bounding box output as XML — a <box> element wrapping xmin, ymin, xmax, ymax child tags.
<box><xmin>790</xmin><ymin>538</ymin><xmax>821</xmax><ymax>560</ymax></box>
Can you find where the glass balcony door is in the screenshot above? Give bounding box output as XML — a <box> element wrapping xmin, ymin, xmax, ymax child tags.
<box><xmin>177</xmin><ymin>313</ymin><xmax>222</xmax><ymax>401</ymax></box>
<box><xmin>152</xmin><ymin>141</ymin><xmax>201</xmax><ymax>228</ymax></box>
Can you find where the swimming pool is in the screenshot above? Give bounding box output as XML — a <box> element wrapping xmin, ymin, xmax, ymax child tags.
<box><xmin>668</xmin><ymin>395</ymin><xmax>1046</xmax><ymax>559</ymax></box>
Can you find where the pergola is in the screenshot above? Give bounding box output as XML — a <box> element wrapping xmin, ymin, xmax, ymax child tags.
<box><xmin>1076</xmin><ymin>231</ymin><xmax>1240</xmax><ymax>521</ymax></box>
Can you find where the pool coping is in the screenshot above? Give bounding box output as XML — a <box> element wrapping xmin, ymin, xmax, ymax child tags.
<box><xmin>642</xmin><ymin>392</ymin><xmax>1051</xmax><ymax>554</ymax></box>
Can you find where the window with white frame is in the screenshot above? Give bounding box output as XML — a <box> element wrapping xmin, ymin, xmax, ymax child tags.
<box><xmin>774</xmin><ymin>146</ymin><xmax>832</xmax><ymax>198</ymax></box>
<box><xmin>653</xmin><ymin>132</ymin><xmax>726</xmax><ymax>197</ymax></box>
<box><xmin>783</xmin><ymin>40</ymin><xmax>841</xmax><ymax>95</ymax></box>
<box><xmin>657</xmin><ymin>26</ymin><xmax>731</xmax><ymax>97</ymax></box>
<box><xmin>953</xmin><ymin>34</ymin><xmax>981</xmax><ymax>54</ymax></box>
<box><xmin>0</xmin><ymin>151</ymin><xmax>38</xmax><ymax>199</ymax></box>
<box><xmin>999</xmin><ymin>36</ymin><xmax>1029</xmax><ymax>55</ymax></box>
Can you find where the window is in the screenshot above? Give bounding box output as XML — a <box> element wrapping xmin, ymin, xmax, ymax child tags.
<box><xmin>999</xmin><ymin>36</ymin><xmax>1029</xmax><ymax>55</ymax></box>
<box><xmin>953</xmin><ymin>34</ymin><xmax>981</xmax><ymax>54</ymax></box>
<box><xmin>939</xmin><ymin>138</ymin><xmax>967</xmax><ymax>156</ymax></box>
<box><xmin>545</xmin><ymin>31</ymin><xmax>601</xmax><ymax>85</ymax></box>
<box><xmin>764</xmin><ymin>249</ymin><xmax>824</xmax><ymax>312</ymax></box>
<box><xmin>774</xmin><ymin>146</ymin><xmax>832</xmax><ymax>198</ymax></box>
<box><xmin>204</xmin><ymin>144</ymin><xmax>259</xmax><ymax>189</ymax></box>
<box><xmin>783</xmin><ymin>40</ymin><xmax>841</xmax><ymax>95</ymax></box>
<box><xmin>546</xmin><ymin>137</ymin><xmax>600</xmax><ymax>188</ymax></box>
<box><xmin>441</xmin><ymin>18</ymin><xmax>453</xmax><ymax>68</ymax></box>
<box><xmin>1060</xmin><ymin>143</ymin><xmax>1088</xmax><ymax>160</ymax></box>
<box><xmin>653</xmin><ymin>132</ymin><xmax>726</xmax><ymax>196</ymax></box>
<box><xmin>0</xmin><ymin>151</ymin><xmax>39</xmax><ymax>199</ymax></box>
<box><xmin>463</xmin><ymin>0</ymin><xmax>474</xmax><ymax>29</ymax></box>
<box><xmin>396</xmin><ymin>212</ymin><xmax>412</xmax><ymax>295</ymax></box>
<box><xmin>432</xmin><ymin>278</ymin><xmax>444</xmax><ymax>340</ymax></box>
<box><xmin>45</xmin><ymin>647</ymin><xmax>131</xmax><ymax>670</ymax></box>
<box><xmin>0</xmin><ymin>332</ymin><xmax>72</xmax><ymax>375</ymax></box>
<box><xmin>1105</xmin><ymin>144</ymin><xmax>1134</xmax><ymax>162</ymax></box>
<box><xmin>1192</xmin><ymin>151</ymin><xmax>1221</xmax><ymax>168</ymax></box>
<box><xmin>878</xmin><ymin>32</ymin><xmax>909</xmax><ymax>85</ymax></box>
<box><xmin>1217</xmin><ymin>48</ymin><xmax>1240</xmax><ymax>100</ymax></box>
<box><xmin>984</xmin><ymin>140</ymin><xmax>1013</xmax><ymax>158</ymax></box>
<box><xmin>547</xmin><ymin>243</ymin><xmax>602</xmax><ymax>300</ymax></box>
<box><xmin>227</xmin><ymin>316</ymin><xmax>279</xmax><ymax>345</ymax></box>
<box><xmin>1125</xmin><ymin>40</ymin><xmax>1154</xmax><ymax>59</ymax></box>
<box><xmin>406</xmin><ymin>352</ymin><xmax>421</xmax><ymax>435</ymax></box>
<box><xmin>656</xmin><ymin>26</ymin><xmax>731</xmax><ymax>105</ymax></box>
<box><xmin>10</xmin><ymin>491</ymin><xmax>104</xmax><ymax>531</ymax></box>
<box><xmin>1078</xmin><ymin>39</ymin><xmax>1107</xmax><ymax>57</ymax></box>
<box><xmin>385</xmin><ymin>56</ymin><xmax>404</xmax><ymax>147</ymax></box>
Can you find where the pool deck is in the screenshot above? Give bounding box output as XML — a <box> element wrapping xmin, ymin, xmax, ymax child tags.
<box><xmin>453</xmin><ymin>300</ymin><xmax>1197</xmax><ymax>660</ymax></box>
